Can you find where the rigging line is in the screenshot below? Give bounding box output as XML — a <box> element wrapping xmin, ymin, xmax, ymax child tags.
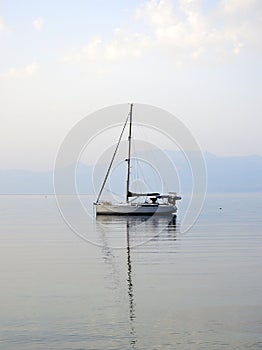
<box><xmin>141</xmin><ymin>124</ymin><xmax>168</xmax><ymax>192</ymax></box>
<box><xmin>133</xmin><ymin>127</ymin><xmax>156</xmax><ymax>192</ymax></box>
<box><xmin>95</xmin><ymin>112</ymin><xmax>130</xmax><ymax>204</ymax></box>
<box><xmin>138</xmin><ymin>126</ymin><xmax>153</xmax><ymax>190</ymax></box>
<box><xmin>132</xmin><ymin>141</ymin><xmax>148</xmax><ymax>192</ymax></box>
<box><xmin>104</xmin><ymin>187</ymin><xmax>124</xmax><ymax>197</ymax></box>
<box><xmin>131</xmin><ymin>124</ymin><xmax>144</xmax><ymax>192</ymax></box>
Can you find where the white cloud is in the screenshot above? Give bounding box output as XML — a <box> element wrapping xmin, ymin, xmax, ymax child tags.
<box><xmin>23</xmin><ymin>62</ymin><xmax>38</xmax><ymax>75</ymax></box>
<box><xmin>221</xmin><ymin>0</ymin><xmax>258</xmax><ymax>13</ymax></box>
<box><xmin>135</xmin><ymin>0</ymin><xmax>175</xmax><ymax>27</ymax></box>
<box><xmin>61</xmin><ymin>30</ymin><xmax>151</xmax><ymax>64</ymax></box>
<box><xmin>0</xmin><ymin>62</ymin><xmax>38</xmax><ymax>79</ymax></box>
<box><xmin>105</xmin><ymin>29</ymin><xmax>151</xmax><ymax>60</ymax></box>
<box><xmin>61</xmin><ymin>0</ymin><xmax>262</xmax><ymax>66</ymax></box>
<box><xmin>0</xmin><ymin>16</ymin><xmax>8</xmax><ymax>31</ymax></box>
<box><xmin>138</xmin><ymin>0</ymin><xmax>262</xmax><ymax>60</ymax></box>
<box><xmin>32</xmin><ymin>17</ymin><xmax>44</xmax><ymax>31</ymax></box>
<box><xmin>61</xmin><ymin>37</ymin><xmax>104</xmax><ymax>63</ymax></box>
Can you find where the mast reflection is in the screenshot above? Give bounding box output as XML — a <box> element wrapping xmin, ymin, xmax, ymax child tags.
<box><xmin>96</xmin><ymin>215</ymin><xmax>177</xmax><ymax>348</ymax></box>
<box><xmin>167</xmin><ymin>215</ymin><xmax>177</xmax><ymax>235</ymax></box>
<box><xmin>126</xmin><ymin>219</ymin><xmax>137</xmax><ymax>346</ymax></box>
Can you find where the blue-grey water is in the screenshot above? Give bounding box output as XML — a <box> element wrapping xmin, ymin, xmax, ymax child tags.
<box><xmin>0</xmin><ymin>193</ymin><xmax>262</xmax><ymax>349</ymax></box>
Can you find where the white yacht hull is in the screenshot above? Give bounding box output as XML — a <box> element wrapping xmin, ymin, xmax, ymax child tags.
<box><xmin>95</xmin><ymin>203</ymin><xmax>177</xmax><ymax>215</ymax></box>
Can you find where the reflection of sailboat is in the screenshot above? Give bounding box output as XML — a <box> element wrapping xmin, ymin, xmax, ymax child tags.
<box><xmin>126</xmin><ymin>220</ymin><xmax>137</xmax><ymax>347</ymax></box>
<box><xmin>94</xmin><ymin>104</ymin><xmax>181</xmax><ymax>215</ymax></box>
<box><xmin>96</xmin><ymin>216</ymin><xmax>138</xmax><ymax>347</ymax></box>
<box><xmin>96</xmin><ymin>215</ymin><xmax>177</xmax><ymax>348</ymax></box>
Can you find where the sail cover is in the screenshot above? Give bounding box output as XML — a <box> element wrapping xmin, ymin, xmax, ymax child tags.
<box><xmin>128</xmin><ymin>191</ymin><xmax>160</xmax><ymax>197</ymax></box>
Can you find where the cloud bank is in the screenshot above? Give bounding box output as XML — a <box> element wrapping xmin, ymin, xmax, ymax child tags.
<box><xmin>0</xmin><ymin>16</ymin><xmax>8</xmax><ymax>31</ymax></box>
<box><xmin>32</xmin><ymin>17</ymin><xmax>44</xmax><ymax>31</ymax></box>
<box><xmin>61</xmin><ymin>0</ymin><xmax>262</xmax><ymax>65</ymax></box>
<box><xmin>0</xmin><ymin>62</ymin><xmax>38</xmax><ymax>79</ymax></box>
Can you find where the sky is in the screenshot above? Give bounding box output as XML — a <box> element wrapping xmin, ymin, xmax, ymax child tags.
<box><xmin>0</xmin><ymin>0</ymin><xmax>261</xmax><ymax>171</ymax></box>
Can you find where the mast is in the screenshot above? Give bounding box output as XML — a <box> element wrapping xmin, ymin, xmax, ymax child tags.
<box><xmin>126</xmin><ymin>103</ymin><xmax>133</xmax><ymax>203</ymax></box>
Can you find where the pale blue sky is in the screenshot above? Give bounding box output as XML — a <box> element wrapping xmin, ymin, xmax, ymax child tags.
<box><xmin>0</xmin><ymin>0</ymin><xmax>261</xmax><ymax>170</ymax></box>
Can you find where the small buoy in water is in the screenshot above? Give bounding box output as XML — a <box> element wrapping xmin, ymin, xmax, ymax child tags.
<box><xmin>219</xmin><ymin>207</ymin><xmax>222</xmax><ymax>210</ymax></box>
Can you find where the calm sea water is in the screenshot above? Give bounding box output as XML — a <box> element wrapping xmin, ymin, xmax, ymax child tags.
<box><xmin>0</xmin><ymin>193</ymin><xmax>262</xmax><ymax>349</ymax></box>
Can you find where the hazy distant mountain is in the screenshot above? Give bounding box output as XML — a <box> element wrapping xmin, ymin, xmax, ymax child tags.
<box><xmin>166</xmin><ymin>151</ymin><xmax>262</xmax><ymax>193</ymax></box>
<box><xmin>0</xmin><ymin>152</ymin><xmax>261</xmax><ymax>194</ymax></box>
<box><xmin>0</xmin><ymin>169</ymin><xmax>53</xmax><ymax>194</ymax></box>
<box><xmin>204</xmin><ymin>153</ymin><xmax>262</xmax><ymax>193</ymax></box>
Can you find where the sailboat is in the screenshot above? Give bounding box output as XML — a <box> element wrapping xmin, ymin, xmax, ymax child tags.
<box><xmin>94</xmin><ymin>104</ymin><xmax>181</xmax><ymax>215</ymax></box>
